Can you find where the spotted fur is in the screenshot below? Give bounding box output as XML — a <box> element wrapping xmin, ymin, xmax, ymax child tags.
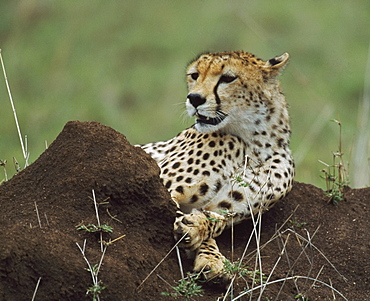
<box><xmin>140</xmin><ymin>51</ymin><xmax>294</xmax><ymax>282</ymax></box>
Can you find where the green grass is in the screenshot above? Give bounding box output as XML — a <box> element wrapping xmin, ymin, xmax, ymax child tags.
<box><xmin>0</xmin><ymin>0</ymin><xmax>369</xmax><ymax>188</ymax></box>
<box><xmin>161</xmin><ymin>272</ymin><xmax>205</xmax><ymax>300</ymax></box>
<box><xmin>76</xmin><ymin>224</ymin><xmax>113</xmax><ymax>234</ymax></box>
<box><xmin>319</xmin><ymin>120</ymin><xmax>350</xmax><ymax>204</ymax></box>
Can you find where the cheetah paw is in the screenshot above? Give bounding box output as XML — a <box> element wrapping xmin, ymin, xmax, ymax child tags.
<box><xmin>193</xmin><ymin>238</ymin><xmax>232</xmax><ymax>285</ymax></box>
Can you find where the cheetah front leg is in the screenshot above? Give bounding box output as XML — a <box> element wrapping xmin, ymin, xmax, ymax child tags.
<box><xmin>174</xmin><ymin>209</ymin><xmax>233</xmax><ymax>283</ymax></box>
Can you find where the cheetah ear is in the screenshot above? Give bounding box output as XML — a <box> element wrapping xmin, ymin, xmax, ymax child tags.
<box><xmin>262</xmin><ymin>52</ymin><xmax>289</xmax><ymax>79</ymax></box>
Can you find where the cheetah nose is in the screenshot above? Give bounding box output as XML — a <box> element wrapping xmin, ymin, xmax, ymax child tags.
<box><xmin>188</xmin><ymin>93</ymin><xmax>206</xmax><ymax>108</ymax></box>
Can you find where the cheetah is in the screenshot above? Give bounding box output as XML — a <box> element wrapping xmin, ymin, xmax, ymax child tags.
<box><xmin>140</xmin><ymin>51</ymin><xmax>294</xmax><ymax>282</ymax></box>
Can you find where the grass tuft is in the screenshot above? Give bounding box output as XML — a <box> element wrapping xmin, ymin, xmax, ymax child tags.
<box><xmin>319</xmin><ymin>120</ymin><xmax>349</xmax><ymax>204</ymax></box>
<box><xmin>160</xmin><ymin>272</ymin><xmax>205</xmax><ymax>300</ymax></box>
<box><xmin>76</xmin><ymin>224</ymin><xmax>113</xmax><ymax>233</ymax></box>
<box><xmin>75</xmin><ymin>190</ymin><xmax>113</xmax><ymax>300</ymax></box>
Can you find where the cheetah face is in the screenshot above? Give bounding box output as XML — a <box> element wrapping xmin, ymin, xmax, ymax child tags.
<box><xmin>185</xmin><ymin>51</ymin><xmax>289</xmax><ymax>134</ymax></box>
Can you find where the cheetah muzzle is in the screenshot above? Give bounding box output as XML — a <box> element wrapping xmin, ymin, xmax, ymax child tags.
<box><xmin>140</xmin><ymin>50</ymin><xmax>294</xmax><ymax>284</ymax></box>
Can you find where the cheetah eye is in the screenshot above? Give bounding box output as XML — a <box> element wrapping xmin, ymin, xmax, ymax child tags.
<box><xmin>219</xmin><ymin>74</ymin><xmax>237</xmax><ymax>83</ymax></box>
<box><xmin>189</xmin><ymin>72</ymin><xmax>199</xmax><ymax>80</ymax></box>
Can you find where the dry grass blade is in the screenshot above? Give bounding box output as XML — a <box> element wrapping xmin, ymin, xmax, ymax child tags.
<box><xmin>104</xmin><ymin>234</ymin><xmax>126</xmax><ymax>246</ymax></box>
<box><xmin>280</xmin><ymin>226</ymin><xmax>320</xmax><ymax>293</ymax></box>
<box><xmin>76</xmin><ymin>239</ymin><xmax>107</xmax><ymax>301</ymax></box>
<box><xmin>156</xmin><ymin>274</ymin><xmax>174</xmax><ymax>290</ymax></box>
<box><xmin>233</xmin><ymin>275</ymin><xmax>348</xmax><ymax>301</ymax></box>
<box><xmin>176</xmin><ymin>246</ymin><xmax>184</xmax><ymax>279</ymax></box>
<box><xmin>34</xmin><ymin>201</ymin><xmax>42</xmax><ymax>228</ymax></box>
<box><xmin>329</xmin><ymin>278</ymin><xmax>337</xmax><ymax>300</ymax></box>
<box><xmin>351</xmin><ymin>39</ymin><xmax>370</xmax><ymax>187</ymax></box>
<box><xmin>260</xmin><ymin>230</ymin><xmax>290</xmax><ymax>298</ymax></box>
<box><xmin>31</xmin><ymin>277</ymin><xmax>42</xmax><ymax>301</ymax></box>
<box><xmin>76</xmin><ymin>240</ymin><xmax>95</xmax><ymax>287</ymax></box>
<box><xmin>0</xmin><ymin>49</ymin><xmax>28</xmax><ymax>166</ymax></box>
<box><xmin>91</xmin><ymin>189</ymin><xmax>103</xmax><ymax>252</ymax></box>
<box><xmin>222</xmin><ymin>277</ymin><xmax>237</xmax><ymax>301</ymax></box>
<box><xmin>283</xmin><ymin>228</ymin><xmax>347</xmax><ymax>282</ymax></box>
<box><xmin>44</xmin><ymin>213</ymin><xmax>50</xmax><ymax>226</ymax></box>
<box><xmin>226</xmin><ymin>202</ymin><xmax>347</xmax><ymax>300</ymax></box>
<box><xmin>106</xmin><ymin>208</ymin><xmax>122</xmax><ymax>223</ymax></box>
<box><xmin>304</xmin><ymin>264</ymin><xmax>325</xmax><ymax>296</ymax></box>
<box><xmin>137</xmin><ymin>231</ymin><xmax>189</xmax><ymax>292</ymax></box>
<box><xmin>242</xmin><ymin>206</ymin><xmax>299</xmax><ymax>263</ymax></box>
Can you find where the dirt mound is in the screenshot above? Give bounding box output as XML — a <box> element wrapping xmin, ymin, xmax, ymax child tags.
<box><xmin>0</xmin><ymin>121</ymin><xmax>178</xmax><ymax>301</ymax></box>
<box><xmin>0</xmin><ymin>121</ymin><xmax>369</xmax><ymax>300</ymax></box>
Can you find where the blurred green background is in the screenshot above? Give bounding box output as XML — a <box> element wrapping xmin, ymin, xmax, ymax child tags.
<box><xmin>0</xmin><ymin>0</ymin><xmax>369</xmax><ymax>188</ymax></box>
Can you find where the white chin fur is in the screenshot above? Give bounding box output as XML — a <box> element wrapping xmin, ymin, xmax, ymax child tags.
<box><xmin>194</xmin><ymin>121</ymin><xmax>223</xmax><ymax>133</ymax></box>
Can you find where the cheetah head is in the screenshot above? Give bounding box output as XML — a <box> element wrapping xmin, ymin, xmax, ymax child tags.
<box><xmin>185</xmin><ymin>51</ymin><xmax>289</xmax><ymax>135</ymax></box>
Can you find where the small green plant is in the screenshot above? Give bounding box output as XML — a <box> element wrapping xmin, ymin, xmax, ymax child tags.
<box><xmin>87</xmin><ymin>283</ymin><xmax>106</xmax><ymax>301</ymax></box>
<box><xmin>223</xmin><ymin>259</ymin><xmax>267</xmax><ymax>283</ymax></box>
<box><xmin>295</xmin><ymin>293</ymin><xmax>309</xmax><ymax>300</ymax></box>
<box><xmin>206</xmin><ymin>209</ymin><xmax>233</xmax><ymax>222</ymax></box>
<box><xmin>235</xmin><ymin>174</ymin><xmax>250</xmax><ymax>187</ymax></box>
<box><xmin>289</xmin><ymin>217</ymin><xmax>307</xmax><ymax>228</ymax></box>
<box><xmin>161</xmin><ymin>272</ymin><xmax>204</xmax><ymax>300</ymax></box>
<box><xmin>86</xmin><ymin>264</ymin><xmax>106</xmax><ymax>301</ymax></box>
<box><xmin>206</xmin><ymin>216</ymin><xmax>221</xmax><ymax>222</ymax></box>
<box><xmin>87</xmin><ymin>284</ymin><xmax>106</xmax><ymax>301</ymax></box>
<box><xmin>219</xmin><ymin>209</ymin><xmax>230</xmax><ymax>216</ymax></box>
<box><xmin>77</xmin><ymin>223</ymin><xmax>113</xmax><ymax>233</ymax></box>
<box><xmin>76</xmin><ymin>190</ymin><xmax>111</xmax><ymax>301</ymax></box>
<box><xmin>319</xmin><ymin>120</ymin><xmax>349</xmax><ymax>204</ymax></box>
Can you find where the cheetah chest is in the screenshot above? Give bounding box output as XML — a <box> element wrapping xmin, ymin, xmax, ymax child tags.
<box><xmin>158</xmin><ymin>127</ymin><xmax>246</xmax><ymax>213</ymax></box>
